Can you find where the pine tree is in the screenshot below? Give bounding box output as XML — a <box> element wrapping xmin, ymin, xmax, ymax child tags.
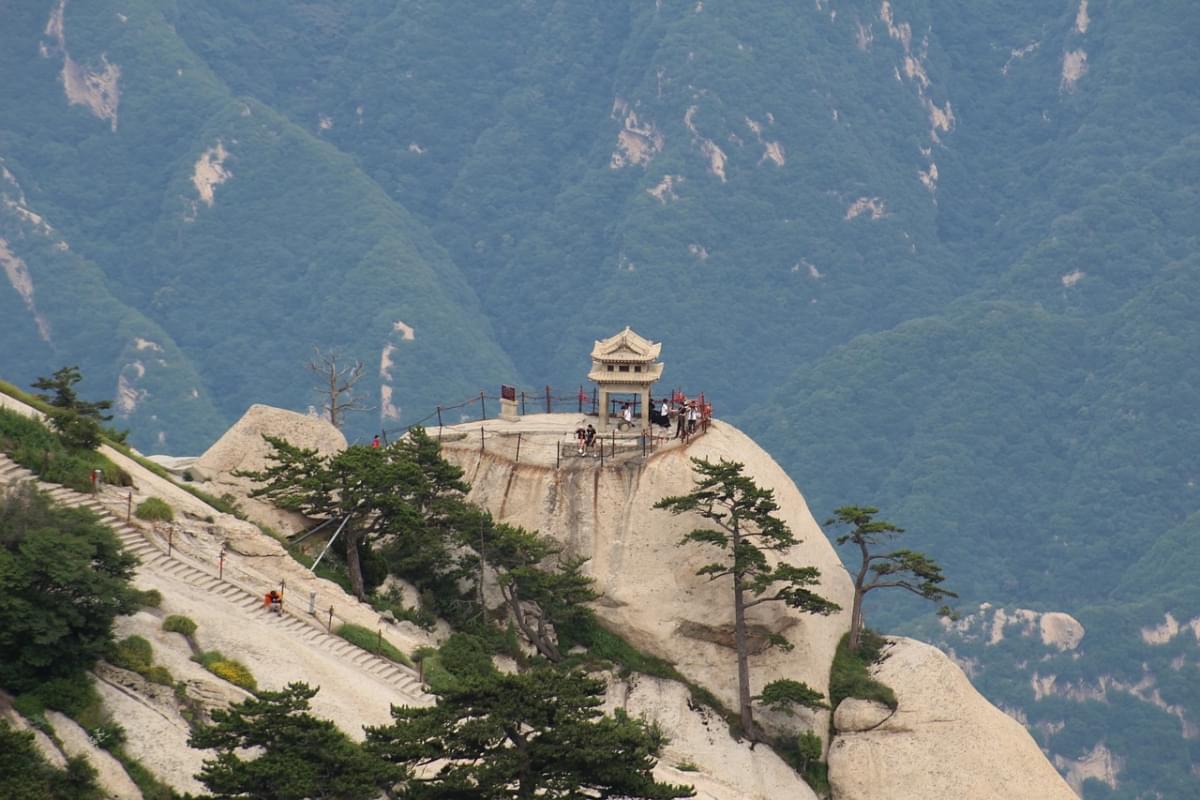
<box><xmin>189</xmin><ymin>683</ymin><xmax>402</xmax><ymax>800</ymax></box>
<box><xmin>654</xmin><ymin>457</ymin><xmax>839</xmax><ymax>738</ymax></box>
<box><xmin>366</xmin><ymin>665</ymin><xmax>694</xmax><ymax>799</ymax></box>
<box><xmin>824</xmin><ymin>505</ymin><xmax>955</xmax><ymax>652</ymax></box>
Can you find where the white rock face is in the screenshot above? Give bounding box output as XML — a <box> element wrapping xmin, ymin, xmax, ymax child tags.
<box><xmin>607</xmin><ymin>674</ymin><xmax>818</xmax><ymax>800</ymax></box>
<box><xmin>189</xmin><ymin>403</ymin><xmax>346</xmax><ymax>532</ymax></box>
<box><xmin>834</xmin><ymin>698</ymin><xmax>894</xmax><ymax>732</ymax></box>
<box><xmin>441</xmin><ymin>417</ymin><xmax>855</xmax><ymax>737</ymax></box>
<box><xmin>828</xmin><ymin>637</ymin><xmax>1077</xmax><ymax>800</ymax></box>
<box><xmin>192</xmin><ymin>403</ymin><xmax>346</xmax><ymax>480</ymax></box>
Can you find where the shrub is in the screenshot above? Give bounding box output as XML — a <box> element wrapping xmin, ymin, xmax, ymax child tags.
<box><xmin>87</xmin><ymin>721</ymin><xmax>126</xmax><ymax>751</ymax></box>
<box><xmin>676</xmin><ymin>760</ymin><xmax>700</xmax><ymax>772</ymax></box>
<box><xmin>30</xmin><ymin>677</ymin><xmax>101</xmax><ymax>718</ymax></box>
<box><xmin>143</xmin><ymin>666</ymin><xmax>174</xmax><ymax>686</ymax></box>
<box><xmin>829</xmin><ymin>631</ymin><xmax>897</xmax><ymax>710</ymax></box>
<box><xmin>51</xmin><ymin>412</ymin><xmax>102</xmax><ymax>451</ymax></box>
<box><xmin>109</xmin><ymin>636</ymin><xmax>154</xmax><ymax>674</ymax></box>
<box><xmin>135</xmin><ymin>497</ymin><xmax>174</xmax><ymax>522</ymax></box>
<box><xmin>133</xmin><ymin>588</ymin><xmax>162</xmax><ymax>608</ymax></box>
<box><xmin>162</xmin><ymin>615</ymin><xmax>198</xmax><ymax>637</ymax></box>
<box><xmin>0</xmin><ymin>407</ymin><xmax>127</xmax><ymax>491</ymax></box>
<box><xmin>196</xmin><ymin>651</ymin><xmax>257</xmax><ymax>692</ymax></box>
<box><xmin>335</xmin><ymin>623</ymin><xmax>413</xmax><ymax>667</ymax></box>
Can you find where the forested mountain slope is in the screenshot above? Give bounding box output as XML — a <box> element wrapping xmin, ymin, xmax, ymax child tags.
<box><xmin>2</xmin><ymin>2</ymin><xmax>1198</xmax><ymax>796</ymax></box>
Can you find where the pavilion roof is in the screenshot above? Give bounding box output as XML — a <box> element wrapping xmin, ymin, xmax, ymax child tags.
<box><xmin>590</xmin><ymin>326</ymin><xmax>662</xmax><ymax>363</ymax></box>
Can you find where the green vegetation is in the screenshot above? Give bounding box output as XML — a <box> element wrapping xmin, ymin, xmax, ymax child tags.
<box><xmin>825</xmin><ymin>506</ymin><xmax>954</xmax><ymax>652</ymax></box>
<box><xmin>132</xmin><ymin>587</ymin><xmax>163</xmax><ymax>609</ymax></box>
<box><xmin>656</xmin><ymin>458</ymin><xmax>838</xmax><ymax>739</ymax></box>
<box><xmin>0</xmin><ymin>407</ymin><xmax>126</xmax><ymax>492</ymax></box>
<box><xmin>163</xmin><ymin>614</ymin><xmax>198</xmax><ymax>638</ymax></box>
<box><xmin>366</xmin><ymin>663</ymin><xmax>695</xmax><ymax>799</ymax></box>
<box><xmin>196</xmin><ymin>651</ymin><xmax>258</xmax><ymax>693</ymax></box>
<box><xmin>3</xmin><ymin>4</ymin><xmax>1196</xmax><ymax>789</ymax></box>
<box><xmin>0</xmin><ymin>718</ymin><xmax>101</xmax><ymax>800</ymax></box>
<box><xmin>190</xmin><ymin>683</ymin><xmax>400</xmax><ymax>800</ymax></box>
<box><xmin>829</xmin><ymin>632</ymin><xmax>897</xmax><ymax>711</ymax></box>
<box><xmin>0</xmin><ymin>484</ymin><xmax>138</xmax><ymax>693</ymax></box>
<box><xmin>134</xmin><ymin>496</ymin><xmax>174</xmax><ymax>522</ymax></box>
<box><xmin>335</xmin><ymin>623</ymin><xmax>412</xmax><ymax>667</ymax></box>
<box><xmin>108</xmin><ymin>635</ymin><xmax>174</xmax><ymax>687</ymax></box>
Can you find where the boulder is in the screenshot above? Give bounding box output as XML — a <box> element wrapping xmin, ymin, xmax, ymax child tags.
<box><xmin>827</xmin><ymin>637</ymin><xmax>1077</xmax><ymax>800</ymax></box>
<box><xmin>834</xmin><ymin>698</ymin><xmax>894</xmax><ymax>732</ymax></box>
<box><xmin>191</xmin><ymin>403</ymin><xmax>346</xmax><ymax>480</ymax></box>
<box><xmin>188</xmin><ymin>404</ymin><xmax>346</xmax><ymax>533</ymax></box>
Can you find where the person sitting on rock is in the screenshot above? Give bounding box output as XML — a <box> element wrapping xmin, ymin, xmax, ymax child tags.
<box><xmin>575</xmin><ymin>426</ymin><xmax>587</xmax><ymax>456</ymax></box>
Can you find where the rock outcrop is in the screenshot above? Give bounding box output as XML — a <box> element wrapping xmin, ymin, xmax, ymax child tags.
<box><xmin>188</xmin><ymin>403</ymin><xmax>346</xmax><ymax>532</ymax></box>
<box><xmin>439</xmin><ymin>415</ymin><xmax>855</xmax><ymax>738</ymax></box>
<box><xmin>828</xmin><ymin>637</ymin><xmax>1077</xmax><ymax>800</ymax></box>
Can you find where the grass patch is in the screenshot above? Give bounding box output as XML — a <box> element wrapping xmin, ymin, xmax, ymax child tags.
<box><xmin>103</xmin><ymin>437</ymin><xmax>246</xmax><ymax>517</ymax></box>
<box><xmin>676</xmin><ymin>760</ymin><xmax>701</xmax><ymax>772</ymax></box>
<box><xmin>829</xmin><ymin>630</ymin><xmax>897</xmax><ymax>710</ymax></box>
<box><xmin>109</xmin><ymin>636</ymin><xmax>154</xmax><ymax>673</ymax></box>
<box><xmin>0</xmin><ymin>379</ymin><xmax>55</xmax><ymax>414</ymax></box>
<box><xmin>0</xmin><ymin>407</ymin><xmax>128</xmax><ymax>491</ymax></box>
<box><xmin>558</xmin><ymin>614</ymin><xmax>682</xmax><ymax>681</ymax></box>
<box><xmin>133</xmin><ymin>588</ymin><xmax>162</xmax><ymax>609</ymax></box>
<box><xmin>195</xmin><ymin>651</ymin><xmax>257</xmax><ymax>693</ymax></box>
<box><xmin>114</xmin><ymin>753</ymin><xmax>174</xmax><ymax>800</ymax></box>
<box><xmin>335</xmin><ymin>623</ymin><xmax>413</xmax><ymax>667</ymax></box>
<box><xmin>163</xmin><ymin>614</ymin><xmax>198</xmax><ymax>637</ymax></box>
<box><xmin>107</xmin><ymin>635</ymin><xmax>174</xmax><ymax>687</ymax></box>
<box><xmin>134</xmin><ymin>497</ymin><xmax>174</xmax><ymax>522</ymax></box>
<box><xmin>413</xmin><ymin>647</ymin><xmax>453</xmax><ymax>692</ymax></box>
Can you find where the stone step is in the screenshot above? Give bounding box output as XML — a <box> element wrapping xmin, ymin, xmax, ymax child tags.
<box><xmin>0</xmin><ymin>455</ymin><xmax>431</xmax><ymax>703</ymax></box>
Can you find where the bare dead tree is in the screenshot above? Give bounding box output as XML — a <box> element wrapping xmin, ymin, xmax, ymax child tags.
<box><xmin>307</xmin><ymin>347</ymin><xmax>369</xmax><ymax>428</ymax></box>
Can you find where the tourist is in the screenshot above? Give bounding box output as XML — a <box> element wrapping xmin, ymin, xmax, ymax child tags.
<box><xmin>621</xmin><ymin>402</ymin><xmax>633</xmax><ymax>430</ymax></box>
<box><xmin>575</xmin><ymin>426</ymin><xmax>587</xmax><ymax>456</ymax></box>
<box><xmin>674</xmin><ymin>397</ymin><xmax>687</xmax><ymax>439</ymax></box>
<box><xmin>585</xmin><ymin>423</ymin><xmax>598</xmax><ymax>457</ymax></box>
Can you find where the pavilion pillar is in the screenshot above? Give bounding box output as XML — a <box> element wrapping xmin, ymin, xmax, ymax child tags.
<box><xmin>597</xmin><ymin>388</ymin><xmax>610</xmax><ymax>432</ymax></box>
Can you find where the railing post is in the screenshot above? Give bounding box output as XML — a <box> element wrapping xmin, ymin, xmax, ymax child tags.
<box><xmin>642</xmin><ymin>432</ymin><xmax>646</xmax><ymax>458</ymax></box>
<box><xmin>578</xmin><ymin>385</ymin><xmax>583</xmax><ymax>413</ymax></box>
<box><xmin>556</xmin><ymin>444</ymin><xmax>561</xmax><ymax>469</ymax></box>
<box><xmin>437</xmin><ymin>405</ymin><xmax>443</xmax><ymax>428</ymax></box>
<box><xmin>328</xmin><ymin>606</ymin><xmax>334</xmax><ymax>631</ymax></box>
<box><xmin>545</xmin><ymin>385</ymin><xmax>551</xmax><ymax>414</ymax></box>
<box><xmin>515</xmin><ymin>433</ymin><xmax>522</xmax><ymax>463</ymax></box>
<box><xmin>480</xmin><ymin>391</ymin><xmax>486</xmax><ymax>420</ymax></box>
<box><xmin>591</xmin><ymin>387</ymin><xmax>597</xmax><ymax>415</ymax></box>
<box><xmin>521</xmin><ymin>391</ymin><xmax>526</xmax><ymax>416</ymax></box>
<box><xmin>480</xmin><ymin>426</ymin><xmax>485</xmax><ymax>451</ymax></box>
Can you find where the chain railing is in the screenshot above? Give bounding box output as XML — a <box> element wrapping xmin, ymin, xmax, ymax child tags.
<box><xmin>376</xmin><ymin>385</ymin><xmax>713</xmax><ymax>468</ymax></box>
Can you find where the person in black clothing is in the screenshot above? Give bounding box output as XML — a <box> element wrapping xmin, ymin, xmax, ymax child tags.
<box><xmin>585</xmin><ymin>423</ymin><xmax>598</xmax><ymax>457</ymax></box>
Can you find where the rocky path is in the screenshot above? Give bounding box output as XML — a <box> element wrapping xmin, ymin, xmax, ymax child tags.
<box><xmin>0</xmin><ymin>455</ymin><xmax>428</xmax><ymax>705</ymax></box>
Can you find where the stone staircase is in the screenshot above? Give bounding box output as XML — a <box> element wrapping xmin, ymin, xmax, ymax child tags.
<box><xmin>0</xmin><ymin>455</ymin><xmax>428</xmax><ymax>704</ymax></box>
